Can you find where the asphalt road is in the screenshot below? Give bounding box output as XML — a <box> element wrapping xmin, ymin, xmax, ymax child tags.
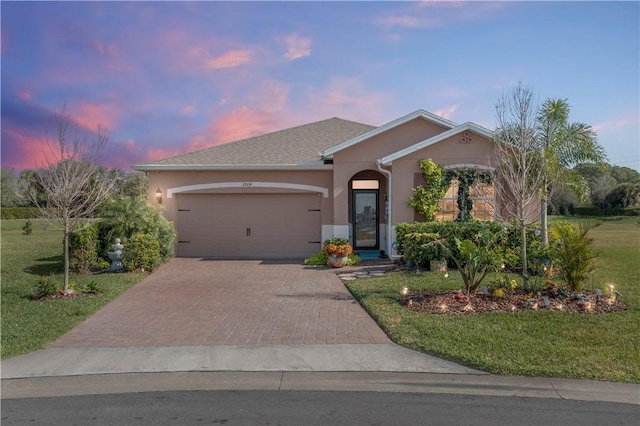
<box><xmin>3</xmin><ymin>390</ymin><xmax>639</xmax><ymax>425</ymax></box>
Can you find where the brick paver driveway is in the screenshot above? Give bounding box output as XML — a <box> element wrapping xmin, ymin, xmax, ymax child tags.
<box><xmin>49</xmin><ymin>259</ymin><xmax>390</xmax><ymax>348</ymax></box>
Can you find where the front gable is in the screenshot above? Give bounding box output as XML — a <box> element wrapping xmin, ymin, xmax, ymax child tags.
<box><xmin>379</xmin><ymin>122</ymin><xmax>494</xmax><ymax>167</ymax></box>
<box><xmin>326</xmin><ymin>112</ymin><xmax>456</xmax><ymax>166</ymax></box>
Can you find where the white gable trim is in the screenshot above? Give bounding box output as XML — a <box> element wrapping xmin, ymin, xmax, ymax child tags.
<box><xmin>166</xmin><ymin>181</ymin><xmax>329</xmax><ymax>198</ymax></box>
<box><xmin>378</xmin><ymin>122</ymin><xmax>493</xmax><ymax>165</ymax></box>
<box><xmin>321</xmin><ymin>109</ymin><xmax>458</xmax><ymax>157</ymax></box>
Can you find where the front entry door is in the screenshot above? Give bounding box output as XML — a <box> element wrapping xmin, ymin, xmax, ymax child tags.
<box><xmin>353</xmin><ymin>190</ymin><xmax>378</xmax><ymax>250</ymax></box>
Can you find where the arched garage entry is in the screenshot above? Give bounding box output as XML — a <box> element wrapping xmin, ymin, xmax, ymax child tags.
<box><xmin>170</xmin><ymin>182</ymin><xmax>328</xmax><ymax>258</ymax></box>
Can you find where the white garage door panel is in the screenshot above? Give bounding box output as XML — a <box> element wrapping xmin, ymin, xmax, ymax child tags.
<box><xmin>176</xmin><ymin>193</ymin><xmax>321</xmax><ymax>258</ymax></box>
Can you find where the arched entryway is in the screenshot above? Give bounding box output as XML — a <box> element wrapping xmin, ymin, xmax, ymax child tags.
<box><xmin>349</xmin><ymin>170</ymin><xmax>387</xmax><ymax>252</ymax></box>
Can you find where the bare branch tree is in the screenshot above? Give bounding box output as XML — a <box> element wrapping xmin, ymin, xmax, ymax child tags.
<box><xmin>493</xmin><ymin>83</ymin><xmax>545</xmax><ymax>288</ymax></box>
<box><xmin>28</xmin><ymin>104</ymin><xmax>116</xmax><ymax>293</ymax></box>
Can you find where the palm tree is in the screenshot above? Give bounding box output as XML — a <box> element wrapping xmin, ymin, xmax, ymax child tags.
<box><xmin>537</xmin><ymin>98</ymin><xmax>606</xmax><ymax>244</ymax></box>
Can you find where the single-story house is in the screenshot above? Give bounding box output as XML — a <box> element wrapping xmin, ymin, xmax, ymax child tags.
<box><xmin>133</xmin><ymin>109</ymin><xmax>498</xmax><ymax>259</ymax></box>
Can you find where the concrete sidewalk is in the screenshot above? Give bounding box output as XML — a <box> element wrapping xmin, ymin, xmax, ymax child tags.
<box><xmin>2</xmin><ymin>345</ymin><xmax>639</xmax><ymax>405</ymax></box>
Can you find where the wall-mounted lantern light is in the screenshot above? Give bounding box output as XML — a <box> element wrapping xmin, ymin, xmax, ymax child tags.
<box><xmin>155</xmin><ymin>187</ymin><xmax>162</xmax><ymax>204</ymax></box>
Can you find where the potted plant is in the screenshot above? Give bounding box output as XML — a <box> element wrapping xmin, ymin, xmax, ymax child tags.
<box><xmin>323</xmin><ymin>238</ymin><xmax>353</xmax><ymax>268</ymax></box>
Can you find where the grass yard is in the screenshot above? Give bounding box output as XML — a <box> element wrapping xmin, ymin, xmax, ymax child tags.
<box><xmin>346</xmin><ymin>217</ymin><xmax>640</xmax><ymax>383</ymax></box>
<box><xmin>1</xmin><ymin>219</ymin><xmax>146</xmax><ymax>359</ymax></box>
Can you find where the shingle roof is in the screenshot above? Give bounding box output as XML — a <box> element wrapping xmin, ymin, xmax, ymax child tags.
<box><xmin>135</xmin><ymin>117</ymin><xmax>375</xmax><ymax>169</ymax></box>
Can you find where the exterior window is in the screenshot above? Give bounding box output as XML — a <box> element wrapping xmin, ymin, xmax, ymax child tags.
<box><xmin>352</xmin><ymin>180</ymin><xmax>379</xmax><ymax>190</ymax></box>
<box><xmin>436</xmin><ymin>179</ymin><xmax>495</xmax><ymax>221</ymax></box>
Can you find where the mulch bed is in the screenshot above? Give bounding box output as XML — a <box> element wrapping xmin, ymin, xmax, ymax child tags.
<box><xmin>401</xmin><ymin>289</ymin><xmax>627</xmax><ymax>315</ymax></box>
<box><xmin>31</xmin><ymin>292</ymin><xmax>102</xmax><ymax>302</ymax></box>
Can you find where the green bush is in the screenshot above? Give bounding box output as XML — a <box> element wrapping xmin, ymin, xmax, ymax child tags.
<box><xmin>0</xmin><ymin>207</ymin><xmax>41</xmax><ymax>219</ymax></box>
<box><xmin>100</xmin><ymin>196</ymin><xmax>175</xmax><ymax>260</ymax></box>
<box><xmin>549</xmin><ymin>220</ymin><xmax>597</xmax><ymax>291</ymax></box>
<box><xmin>304</xmin><ymin>251</ymin><xmax>327</xmax><ymax>265</ymax></box>
<box><xmin>398</xmin><ymin>232</ymin><xmax>441</xmax><ymax>269</ymax></box>
<box><xmin>78</xmin><ymin>280</ymin><xmax>102</xmax><ymax>294</ymax></box>
<box><xmin>69</xmin><ymin>225</ymin><xmax>102</xmax><ymax>274</ymax></box>
<box><xmin>304</xmin><ymin>251</ymin><xmax>361</xmax><ymax>266</ymax></box>
<box><xmin>32</xmin><ymin>275</ymin><xmax>58</xmax><ymax>298</ymax></box>
<box><xmin>396</xmin><ymin>221</ymin><xmax>542</xmax><ymax>271</ymax></box>
<box><xmin>22</xmin><ymin>219</ymin><xmax>33</xmax><ymax>235</ymax></box>
<box><xmin>123</xmin><ymin>232</ymin><xmax>161</xmax><ymax>272</ymax></box>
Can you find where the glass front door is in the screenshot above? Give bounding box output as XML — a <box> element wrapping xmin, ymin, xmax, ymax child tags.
<box><xmin>353</xmin><ymin>190</ymin><xmax>378</xmax><ymax>249</ymax></box>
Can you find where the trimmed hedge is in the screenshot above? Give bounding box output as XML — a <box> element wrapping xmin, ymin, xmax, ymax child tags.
<box><xmin>572</xmin><ymin>206</ymin><xmax>640</xmax><ymax>217</ymax></box>
<box><xmin>1</xmin><ymin>207</ymin><xmax>41</xmax><ymax>219</ymax></box>
<box><xmin>395</xmin><ymin>221</ymin><xmax>545</xmax><ymax>271</ymax></box>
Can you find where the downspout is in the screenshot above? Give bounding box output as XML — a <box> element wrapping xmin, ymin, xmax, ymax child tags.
<box><xmin>377</xmin><ymin>160</ymin><xmax>395</xmax><ymax>257</ymax></box>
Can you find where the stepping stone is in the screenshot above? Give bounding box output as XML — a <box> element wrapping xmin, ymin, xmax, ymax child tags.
<box><xmin>353</xmin><ymin>271</ymin><xmax>370</xmax><ymax>276</ymax></box>
<box><xmin>368</xmin><ymin>270</ymin><xmax>386</xmax><ymax>274</ymax></box>
<box><xmin>340</xmin><ymin>276</ymin><xmax>358</xmax><ymax>281</ymax></box>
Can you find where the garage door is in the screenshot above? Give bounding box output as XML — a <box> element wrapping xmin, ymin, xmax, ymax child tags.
<box><xmin>176</xmin><ymin>193</ymin><xmax>322</xmax><ymax>258</ymax></box>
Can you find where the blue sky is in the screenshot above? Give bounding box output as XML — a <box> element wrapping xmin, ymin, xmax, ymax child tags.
<box><xmin>2</xmin><ymin>1</ymin><xmax>638</xmax><ymax>172</ymax></box>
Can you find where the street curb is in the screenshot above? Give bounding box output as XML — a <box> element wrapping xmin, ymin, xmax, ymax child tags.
<box><xmin>2</xmin><ymin>371</ymin><xmax>639</xmax><ymax>405</ymax></box>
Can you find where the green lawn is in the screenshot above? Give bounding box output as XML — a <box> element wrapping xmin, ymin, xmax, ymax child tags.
<box><xmin>1</xmin><ymin>219</ymin><xmax>146</xmax><ymax>359</ymax></box>
<box><xmin>2</xmin><ymin>217</ymin><xmax>638</xmax><ymax>382</ymax></box>
<box><xmin>346</xmin><ymin>217</ymin><xmax>640</xmax><ymax>383</ymax></box>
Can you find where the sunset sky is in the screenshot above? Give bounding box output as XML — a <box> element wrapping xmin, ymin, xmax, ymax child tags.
<box><xmin>2</xmin><ymin>1</ymin><xmax>638</xmax><ymax>172</ymax></box>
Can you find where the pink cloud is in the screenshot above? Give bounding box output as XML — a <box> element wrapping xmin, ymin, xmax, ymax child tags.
<box><xmin>1</xmin><ymin>128</ymin><xmax>51</xmax><ymax>170</ymax></box>
<box><xmin>283</xmin><ymin>33</ymin><xmax>311</xmax><ymax>60</ymax></box>
<box><xmin>434</xmin><ymin>104</ymin><xmax>459</xmax><ymax>119</ymax></box>
<box><xmin>304</xmin><ymin>77</ymin><xmax>390</xmax><ymax>125</ymax></box>
<box><xmin>146</xmin><ymin>146</ymin><xmax>183</xmax><ymax>162</ymax></box>
<box><xmin>592</xmin><ymin>117</ymin><xmax>636</xmax><ymax>133</ymax></box>
<box><xmin>182</xmin><ymin>79</ymin><xmax>290</xmax><ymax>152</ymax></box>
<box><xmin>186</xmin><ymin>106</ymin><xmax>283</xmax><ymax>152</ymax></box>
<box><xmin>378</xmin><ymin>1</ymin><xmax>511</xmax><ymax>29</ymax></box>
<box><xmin>18</xmin><ymin>91</ymin><xmax>32</xmax><ymax>101</ymax></box>
<box><xmin>205</xmin><ymin>49</ymin><xmax>253</xmax><ymax>70</ymax></box>
<box><xmin>71</xmin><ymin>102</ymin><xmax>119</xmax><ymax>132</ymax></box>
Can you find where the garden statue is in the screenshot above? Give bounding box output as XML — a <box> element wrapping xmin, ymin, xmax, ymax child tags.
<box><xmin>107</xmin><ymin>238</ymin><xmax>124</xmax><ymax>272</ymax></box>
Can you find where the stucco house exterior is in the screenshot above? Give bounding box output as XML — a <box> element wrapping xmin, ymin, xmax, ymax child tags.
<box><xmin>133</xmin><ymin>109</ymin><xmax>497</xmax><ymax>259</ymax></box>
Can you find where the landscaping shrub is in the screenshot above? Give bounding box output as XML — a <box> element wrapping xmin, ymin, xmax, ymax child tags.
<box><xmin>304</xmin><ymin>250</ymin><xmax>361</xmax><ymax>266</ymax></box>
<box><xmin>0</xmin><ymin>207</ymin><xmax>41</xmax><ymax>219</ymax></box>
<box><xmin>32</xmin><ymin>275</ymin><xmax>58</xmax><ymax>298</ymax></box>
<box><xmin>304</xmin><ymin>251</ymin><xmax>327</xmax><ymax>265</ymax></box>
<box><xmin>69</xmin><ymin>225</ymin><xmax>101</xmax><ymax>274</ymax></box>
<box><xmin>398</xmin><ymin>231</ymin><xmax>442</xmax><ymax>269</ymax></box>
<box><xmin>100</xmin><ymin>196</ymin><xmax>175</xmax><ymax>260</ymax></box>
<box><xmin>78</xmin><ymin>279</ymin><xmax>102</xmax><ymax>294</ymax></box>
<box><xmin>548</xmin><ymin>220</ymin><xmax>598</xmax><ymax>290</ymax></box>
<box><xmin>396</xmin><ymin>221</ymin><xmax>543</xmax><ymax>272</ymax></box>
<box><xmin>22</xmin><ymin>219</ymin><xmax>33</xmax><ymax>235</ymax></box>
<box><xmin>123</xmin><ymin>232</ymin><xmax>161</xmax><ymax>272</ymax></box>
